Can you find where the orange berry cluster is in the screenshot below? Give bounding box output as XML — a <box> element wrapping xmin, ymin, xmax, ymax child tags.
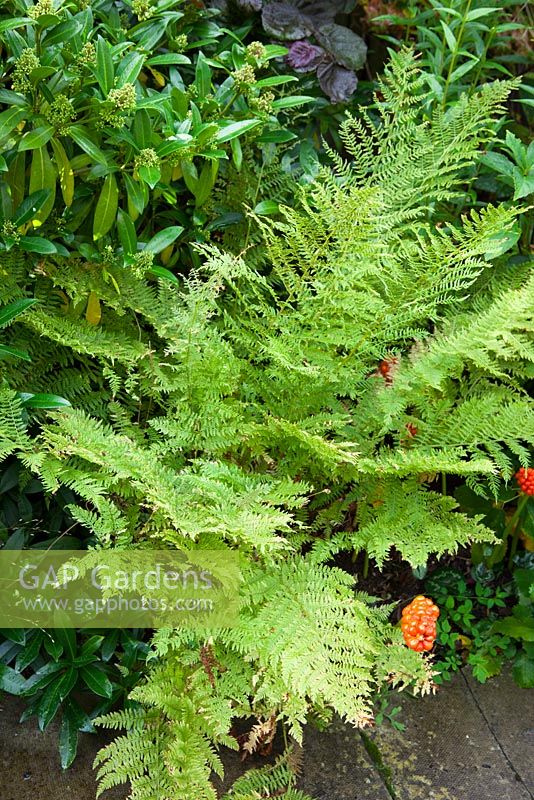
<box><xmin>401</xmin><ymin>595</ymin><xmax>440</xmax><ymax>652</ymax></box>
<box><xmin>516</xmin><ymin>468</ymin><xmax>534</xmax><ymax>496</ymax></box>
<box><xmin>378</xmin><ymin>356</ymin><xmax>399</xmax><ymax>385</ymax></box>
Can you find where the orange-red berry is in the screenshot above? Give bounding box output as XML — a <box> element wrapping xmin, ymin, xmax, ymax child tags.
<box><xmin>401</xmin><ymin>595</ymin><xmax>439</xmax><ymax>653</ymax></box>
<box><xmin>516</xmin><ymin>468</ymin><xmax>534</xmax><ymax>496</ymax></box>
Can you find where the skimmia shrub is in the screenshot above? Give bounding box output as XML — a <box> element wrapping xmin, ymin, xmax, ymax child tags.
<box><xmin>0</xmin><ymin>0</ymin><xmax>311</xmax><ymax>274</ymax></box>
<box><xmin>1</xmin><ymin>50</ymin><xmax>533</xmax><ymax>797</ymax></box>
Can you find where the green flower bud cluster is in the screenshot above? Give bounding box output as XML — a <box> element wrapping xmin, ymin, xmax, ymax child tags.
<box><xmin>250</xmin><ymin>90</ymin><xmax>274</xmax><ymax>114</ymax></box>
<box><xmin>246</xmin><ymin>41</ymin><xmax>267</xmax><ymax>64</ymax></box>
<box><xmin>77</xmin><ymin>41</ymin><xmax>96</xmax><ymax>67</ymax></box>
<box><xmin>12</xmin><ymin>48</ymin><xmax>40</xmax><ymax>95</ymax></box>
<box><xmin>1</xmin><ymin>220</ymin><xmax>21</xmax><ymax>244</ymax></box>
<box><xmin>45</xmin><ymin>94</ymin><xmax>76</xmax><ymax>133</ymax></box>
<box><xmin>231</xmin><ymin>64</ymin><xmax>256</xmax><ymax>94</ymax></box>
<box><xmin>102</xmin><ymin>245</ymin><xmax>118</xmax><ymax>267</ymax></box>
<box><xmin>132</xmin><ymin>0</ymin><xmax>153</xmax><ymax>21</ymax></box>
<box><xmin>28</xmin><ymin>0</ymin><xmax>55</xmax><ymax>19</ymax></box>
<box><xmin>168</xmin><ymin>145</ymin><xmax>197</xmax><ymax>167</ymax></box>
<box><xmin>131</xmin><ymin>250</ymin><xmax>154</xmax><ymax>277</ymax></box>
<box><xmin>172</xmin><ymin>34</ymin><xmax>188</xmax><ymax>53</ymax></box>
<box><xmin>100</xmin><ymin>83</ymin><xmax>137</xmax><ymax>128</ymax></box>
<box><xmin>134</xmin><ymin>148</ymin><xmax>160</xmax><ymax>171</ymax></box>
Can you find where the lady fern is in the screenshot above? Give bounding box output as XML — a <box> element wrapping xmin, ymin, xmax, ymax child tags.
<box><xmin>1</xmin><ymin>49</ymin><xmax>532</xmax><ymax>798</ymax></box>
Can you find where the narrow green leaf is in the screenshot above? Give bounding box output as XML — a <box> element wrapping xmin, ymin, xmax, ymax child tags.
<box><xmin>270</xmin><ymin>96</ymin><xmax>315</xmax><ymax>110</ymax></box>
<box><xmin>0</xmin><ymin>17</ymin><xmax>31</xmax><ymax>34</ymax></box>
<box><xmin>59</xmin><ymin>704</ymin><xmax>79</xmax><ymax>769</ymax></box>
<box><xmin>132</xmin><ymin>109</ymin><xmax>151</xmax><ymax>148</ymax></box>
<box><xmin>93</xmin><ymin>173</ymin><xmax>118</xmax><ymax>241</ymax></box>
<box><xmin>466</xmin><ymin>7</ymin><xmax>498</xmax><ymax>21</ymax></box>
<box><xmin>440</xmin><ymin>21</ymin><xmax>457</xmax><ymax>51</ymax></box>
<box><xmin>216</xmin><ymin>119</ymin><xmax>262</xmax><ymax>143</ymax></box>
<box><xmin>37</xmin><ymin>668</ymin><xmax>77</xmax><ymax>731</ymax></box>
<box><xmin>148</xmin><ymin>266</ymin><xmax>179</xmax><ymax>285</ymax></box>
<box><xmin>29</xmin><ymin>145</ymin><xmax>56</xmax><ymax>226</ymax></box>
<box><xmin>80</xmin><ymin>665</ymin><xmax>112</xmax><ymax>698</ymax></box>
<box><xmin>7</xmin><ymin>150</ymin><xmax>26</xmax><ymax>210</ymax></box>
<box><xmin>256</xmin><ymin>75</ymin><xmax>298</xmax><ymax>88</ymax></box>
<box><xmin>147</xmin><ymin>53</ymin><xmax>190</xmax><ymax>66</ymax></box>
<box><xmin>117</xmin><ymin>208</ymin><xmax>137</xmax><ymax>254</ymax></box>
<box><xmin>254</xmin><ymin>200</ymin><xmax>280</xmax><ymax>215</ymax></box>
<box><xmin>0</xmin><ymin>107</ymin><xmax>27</xmax><ymax>143</ymax></box>
<box><xmin>124</xmin><ymin>173</ymin><xmax>146</xmax><ymax>217</ymax></box>
<box><xmin>18</xmin><ymin>124</ymin><xmax>54</xmax><ymax>151</ymax></box>
<box><xmin>116</xmin><ymin>51</ymin><xmax>145</xmax><ymax>87</ymax></box>
<box><xmin>95</xmin><ymin>35</ymin><xmax>114</xmax><ymax>95</ymax></box>
<box><xmin>448</xmin><ymin>59</ymin><xmax>479</xmax><ymax>83</ymax></box>
<box><xmin>18</xmin><ymin>392</ymin><xmax>71</xmax><ymax>409</ymax></box>
<box><xmin>50</xmin><ymin>137</ymin><xmax>74</xmax><ymax>206</ymax></box>
<box><xmin>19</xmin><ymin>236</ymin><xmax>58</xmax><ymax>254</ymax></box>
<box><xmin>69</xmin><ymin>125</ymin><xmax>107</xmax><ymax>165</ymax></box>
<box><xmin>0</xmin><ymin>298</ymin><xmax>37</xmax><ymax>328</ymax></box>
<box><xmin>12</xmin><ymin>189</ymin><xmax>50</xmax><ymax>226</ymax></box>
<box><xmin>144</xmin><ymin>226</ymin><xmax>183</xmax><ymax>253</ymax></box>
<box><xmin>195</xmin><ymin>51</ymin><xmax>212</xmax><ymax>97</ymax></box>
<box><xmin>0</xmin><ymin>664</ymin><xmax>26</xmax><ymax>695</ymax></box>
<box><xmin>0</xmin><ymin>343</ymin><xmax>31</xmax><ymax>361</ymax></box>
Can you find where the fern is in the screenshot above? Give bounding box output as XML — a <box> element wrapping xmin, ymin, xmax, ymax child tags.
<box><xmin>0</xmin><ymin>49</ymin><xmax>532</xmax><ymax>799</ymax></box>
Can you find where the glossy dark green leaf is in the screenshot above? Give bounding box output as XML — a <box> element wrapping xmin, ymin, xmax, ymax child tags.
<box><xmin>53</xmin><ymin>628</ymin><xmax>77</xmax><ymax>662</ymax></box>
<box><xmin>0</xmin><ymin>17</ymin><xmax>30</xmax><ymax>34</ymax></box>
<box><xmin>116</xmin><ymin>51</ymin><xmax>145</xmax><ymax>86</ymax></box>
<box><xmin>12</xmin><ymin>189</ymin><xmax>50</xmax><ymax>226</ymax></box>
<box><xmin>144</xmin><ymin>226</ymin><xmax>183</xmax><ymax>254</ymax></box>
<box><xmin>117</xmin><ymin>208</ymin><xmax>137</xmax><ymax>254</ymax></box>
<box><xmin>95</xmin><ymin>35</ymin><xmax>114</xmax><ymax>95</ymax></box>
<box><xmin>0</xmin><ymin>298</ymin><xmax>37</xmax><ymax>328</ymax></box>
<box><xmin>0</xmin><ymin>107</ymin><xmax>27</xmax><ymax>143</ymax></box>
<box><xmin>15</xmin><ymin>631</ymin><xmax>44</xmax><ymax>672</ymax></box>
<box><xmin>18</xmin><ymin>392</ymin><xmax>71</xmax><ymax>409</ymax></box>
<box><xmin>69</xmin><ymin>125</ymin><xmax>108</xmax><ymax>165</ymax></box>
<box><xmin>254</xmin><ymin>200</ymin><xmax>280</xmax><ymax>215</ymax></box>
<box><xmin>216</xmin><ymin>119</ymin><xmax>262</xmax><ymax>143</ymax></box>
<box><xmin>37</xmin><ymin>667</ymin><xmax>77</xmax><ymax>731</ymax></box>
<box><xmin>0</xmin><ymin>342</ymin><xmax>30</xmax><ymax>361</ymax></box>
<box><xmin>271</xmin><ymin>96</ymin><xmax>315</xmax><ymax>110</ymax></box>
<box><xmin>132</xmin><ymin>109</ymin><xmax>151</xmax><ymax>148</ymax></box>
<box><xmin>93</xmin><ymin>173</ymin><xmax>118</xmax><ymax>240</ymax></box>
<box><xmin>124</xmin><ymin>173</ymin><xmax>146</xmax><ymax>216</ymax></box>
<box><xmin>29</xmin><ymin>145</ymin><xmax>56</xmax><ymax>225</ymax></box>
<box><xmin>59</xmin><ymin>703</ymin><xmax>79</xmax><ymax>769</ymax></box>
<box><xmin>195</xmin><ymin>52</ymin><xmax>212</xmax><ymax>97</ymax></box>
<box><xmin>0</xmin><ymin>664</ymin><xmax>26</xmax><ymax>695</ymax></box>
<box><xmin>138</xmin><ymin>163</ymin><xmax>160</xmax><ymax>189</ymax></box>
<box><xmin>80</xmin><ymin>664</ymin><xmax>113</xmax><ymax>698</ymax></box>
<box><xmin>148</xmin><ymin>266</ymin><xmax>179</xmax><ymax>285</ymax></box>
<box><xmin>19</xmin><ymin>235</ymin><xmax>59</xmax><ymax>254</ymax></box>
<box><xmin>18</xmin><ymin>124</ymin><xmax>54</xmax><ymax>151</ymax></box>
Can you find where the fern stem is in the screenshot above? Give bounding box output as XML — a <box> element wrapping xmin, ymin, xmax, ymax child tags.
<box><xmin>363</xmin><ymin>551</ymin><xmax>369</xmax><ymax>579</ymax></box>
<box><xmin>507</xmin><ymin>494</ymin><xmax>529</xmax><ymax>570</ymax></box>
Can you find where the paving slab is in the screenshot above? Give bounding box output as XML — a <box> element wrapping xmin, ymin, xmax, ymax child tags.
<box><xmin>216</xmin><ymin>717</ymin><xmax>391</xmax><ymax>799</ymax></box>
<box><xmin>298</xmin><ymin>717</ymin><xmax>391</xmax><ymax>800</ymax></box>
<box><xmin>464</xmin><ymin>667</ymin><xmax>534</xmax><ymax>795</ymax></box>
<box><xmin>1</xmin><ymin>670</ymin><xmax>532</xmax><ymax>800</ymax></box>
<box><xmin>0</xmin><ymin>695</ymin><xmax>126</xmax><ymax>800</ymax></box>
<box><xmin>367</xmin><ymin>669</ymin><xmax>533</xmax><ymax>800</ymax></box>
